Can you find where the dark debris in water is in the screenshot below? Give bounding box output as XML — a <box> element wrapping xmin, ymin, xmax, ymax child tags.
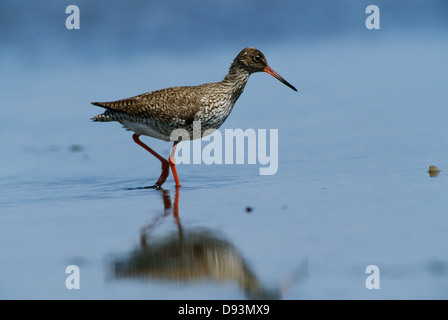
<box><xmin>427</xmin><ymin>260</ymin><xmax>448</xmax><ymax>277</ymax></box>
<box><xmin>69</xmin><ymin>144</ymin><xmax>84</xmax><ymax>152</ymax></box>
<box><xmin>428</xmin><ymin>165</ymin><xmax>440</xmax><ymax>178</ymax></box>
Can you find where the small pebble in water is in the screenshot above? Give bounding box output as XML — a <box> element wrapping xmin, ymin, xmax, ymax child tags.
<box><xmin>69</xmin><ymin>144</ymin><xmax>83</xmax><ymax>152</ymax></box>
<box><xmin>428</xmin><ymin>165</ymin><xmax>440</xmax><ymax>177</ymax></box>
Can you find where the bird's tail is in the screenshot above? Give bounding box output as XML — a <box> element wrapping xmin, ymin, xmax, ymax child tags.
<box><xmin>91</xmin><ymin>114</ymin><xmax>110</xmax><ymax>122</ymax></box>
<box><xmin>91</xmin><ymin>108</ymin><xmax>127</xmax><ymax>122</ymax></box>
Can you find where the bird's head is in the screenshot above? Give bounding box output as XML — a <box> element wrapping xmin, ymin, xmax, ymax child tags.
<box><xmin>232</xmin><ymin>47</ymin><xmax>297</xmax><ymax>92</ymax></box>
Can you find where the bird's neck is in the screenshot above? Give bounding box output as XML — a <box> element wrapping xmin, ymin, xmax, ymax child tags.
<box><xmin>221</xmin><ymin>66</ymin><xmax>251</xmax><ymax>102</ymax></box>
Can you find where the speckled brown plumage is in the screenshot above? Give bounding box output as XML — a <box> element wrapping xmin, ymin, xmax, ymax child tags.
<box><xmin>91</xmin><ymin>47</ymin><xmax>297</xmax><ymax>141</ymax></box>
<box><xmin>91</xmin><ymin>47</ymin><xmax>297</xmax><ymax>187</ymax></box>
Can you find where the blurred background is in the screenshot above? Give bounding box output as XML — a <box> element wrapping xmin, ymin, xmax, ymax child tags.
<box><xmin>1</xmin><ymin>0</ymin><xmax>447</xmax><ymax>299</ymax></box>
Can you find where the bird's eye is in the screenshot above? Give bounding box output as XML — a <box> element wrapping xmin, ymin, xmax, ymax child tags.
<box><xmin>254</xmin><ymin>55</ymin><xmax>262</xmax><ymax>62</ymax></box>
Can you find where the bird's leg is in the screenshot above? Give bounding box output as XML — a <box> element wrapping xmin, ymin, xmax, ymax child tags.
<box><xmin>169</xmin><ymin>141</ymin><xmax>181</xmax><ymax>187</ymax></box>
<box><xmin>132</xmin><ymin>134</ymin><xmax>170</xmax><ymax>187</ymax></box>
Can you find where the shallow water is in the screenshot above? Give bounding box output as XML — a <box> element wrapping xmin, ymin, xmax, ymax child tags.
<box><xmin>1</xmin><ymin>1</ymin><xmax>448</xmax><ymax>299</ymax></box>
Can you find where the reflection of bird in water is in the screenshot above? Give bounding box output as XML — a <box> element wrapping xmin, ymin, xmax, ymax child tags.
<box><xmin>91</xmin><ymin>47</ymin><xmax>297</xmax><ymax>188</ymax></box>
<box><xmin>109</xmin><ymin>187</ymin><xmax>281</xmax><ymax>299</ymax></box>
<box><xmin>113</xmin><ymin>230</ymin><xmax>279</xmax><ymax>300</ymax></box>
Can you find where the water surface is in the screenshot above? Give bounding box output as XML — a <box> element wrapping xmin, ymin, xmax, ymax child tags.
<box><xmin>1</xmin><ymin>1</ymin><xmax>448</xmax><ymax>299</ymax></box>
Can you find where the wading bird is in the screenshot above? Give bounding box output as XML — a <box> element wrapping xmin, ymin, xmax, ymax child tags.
<box><xmin>91</xmin><ymin>47</ymin><xmax>297</xmax><ymax>187</ymax></box>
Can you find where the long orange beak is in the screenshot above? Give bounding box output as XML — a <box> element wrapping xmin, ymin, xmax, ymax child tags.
<box><xmin>265</xmin><ymin>66</ymin><xmax>297</xmax><ymax>92</ymax></box>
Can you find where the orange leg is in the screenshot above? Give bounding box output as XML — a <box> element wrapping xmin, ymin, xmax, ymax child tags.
<box><xmin>132</xmin><ymin>134</ymin><xmax>170</xmax><ymax>187</ymax></box>
<box><xmin>169</xmin><ymin>141</ymin><xmax>181</xmax><ymax>187</ymax></box>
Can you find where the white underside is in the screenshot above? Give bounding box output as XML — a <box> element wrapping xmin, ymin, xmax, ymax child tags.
<box><xmin>120</xmin><ymin>120</ymin><xmax>172</xmax><ymax>141</ymax></box>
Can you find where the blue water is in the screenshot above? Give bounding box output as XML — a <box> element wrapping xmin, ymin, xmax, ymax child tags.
<box><xmin>1</xmin><ymin>1</ymin><xmax>448</xmax><ymax>299</ymax></box>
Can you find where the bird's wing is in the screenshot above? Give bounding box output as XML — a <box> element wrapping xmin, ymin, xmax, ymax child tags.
<box><xmin>91</xmin><ymin>86</ymin><xmax>202</xmax><ymax>123</ymax></box>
